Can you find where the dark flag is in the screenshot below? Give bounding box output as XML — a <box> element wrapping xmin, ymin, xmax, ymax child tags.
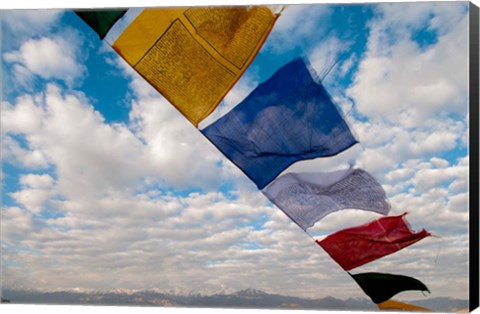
<box><xmin>351</xmin><ymin>272</ymin><xmax>430</xmax><ymax>304</ymax></box>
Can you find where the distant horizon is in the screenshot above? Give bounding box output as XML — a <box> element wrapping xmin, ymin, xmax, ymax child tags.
<box><xmin>1</xmin><ymin>287</ymin><xmax>470</xmax><ymax>312</ymax></box>
<box><xmin>0</xmin><ymin>286</ymin><xmax>469</xmax><ymax>302</ymax></box>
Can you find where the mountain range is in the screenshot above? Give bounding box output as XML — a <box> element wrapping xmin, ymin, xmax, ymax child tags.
<box><xmin>1</xmin><ymin>288</ymin><xmax>469</xmax><ymax>312</ymax></box>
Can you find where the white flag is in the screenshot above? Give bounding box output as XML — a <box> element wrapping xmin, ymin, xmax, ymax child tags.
<box><xmin>263</xmin><ymin>168</ymin><xmax>391</xmax><ymax>230</ymax></box>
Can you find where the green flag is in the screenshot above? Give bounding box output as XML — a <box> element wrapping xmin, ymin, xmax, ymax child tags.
<box><xmin>351</xmin><ymin>272</ymin><xmax>430</xmax><ymax>304</ymax></box>
<box><xmin>75</xmin><ymin>9</ymin><xmax>127</xmax><ymax>39</ymax></box>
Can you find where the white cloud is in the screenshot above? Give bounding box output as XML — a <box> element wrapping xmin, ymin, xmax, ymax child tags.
<box><xmin>351</xmin><ymin>116</ymin><xmax>466</xmax><ymax>176</ymax></box>
<box><xmin>4</xmin><ymin>32</ymin><xmax>85</xmax><ymax>85</ymax></box>
<box><xmin>2</xmin><ymin>79</ymin><xmax>239</xmax><ymax>206</ymax></box>
<box><xmin>379</xmin><ymin>155</ymin><xmax>470</xmax><ymax>237</ymax></box>
<box><xmin>19</xmin><ymin>174</ymin><xmax>55</xmax><ymax>189</ymax></box>
<box><xmin>1</xmin><ymin>96</ymin><xmax>44</xmax><ymax>134</ymax></box>
<box><xmin>8</xmin><ymin>174</ymin><xmax>56</xmax><ymax>214</ymax></box>
<box><xmin>8</xmin><ymin>64</ymin><xmax>34</xmax><ymax>89</ymax></box>
<box><xmin>1</xmin><ymin>206</ymin><xmax>35</xmax><ymax>241</ymax></box>
<box><xmin>265</xmin><ymin>4</ymin><xmax>331</xmax><ymax>53</ymax></box>
<box><xmin>347</xmin><ymin>2</ymin><xmax>468</xmax><ymax>127</ymax></box>
<box><xmin>1</xmin><ymin>9</ymin><xmax>63</xmax><ymax>44</ymax></box>
<box><xmin>447</xmin><ymin>193</ymin><xmax>468</xmax><ymax>213</ymax></box>
<box><xmin>35</xmin><ymin>85</ymin><xmax>156</xmax><ymax>198</ymax></box>
<box><xmin>128</xmin><ymin>95</ymin><xmax>232</xmax><ymax>189</ymax></box>
<box><xmin>108</xmin><ymin>52</ymin><xmax>252</xmax><ymax>188</ymax></box>
<box><xmin>384</xmin><ymin>167</ymin><xmax>416</xmax><ymax>183</ymax></box>
<box><xmin>430</xmin><ymin>157</ymin><xmax>450</xmax><ymax>168</ymax></box>
<box><xmin>1</xmin><ymin>135</ymin><xmax>50</xmax><ymax>169</ymax></box>
<box><xmin>3</xmin><ymin>185</ymin><xmax>346</xmax><ymax>298</ymax></box>
<box><xmin>413</xmin><ymin>168</ymin><xmax>458</xmax><ymax>193</ymax></box>
<box><xmin>377</xmin><ymin>2</ymin><xmax>467</xmax><ymax>37</ymax></box>
<box><xmin>309</xmin><ymin>35</ymin><xmax>352</xmax><ymax>81</ymax></box>
<box><xmin>10</xmin><ymin>187</ymin><xmax>54</xmax><ymax>214</ymax></box>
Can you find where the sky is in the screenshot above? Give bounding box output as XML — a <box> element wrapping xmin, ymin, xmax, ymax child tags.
<box><xmin>0</xmin><ymin>0</ymin><xmax>472</xmax><ymax>304</ymax></box>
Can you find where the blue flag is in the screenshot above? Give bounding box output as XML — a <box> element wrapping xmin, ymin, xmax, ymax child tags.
<box><xmin>201</xmin><ymin>58</ymin><xmax>358</xmax><ymax>189</ymax></box>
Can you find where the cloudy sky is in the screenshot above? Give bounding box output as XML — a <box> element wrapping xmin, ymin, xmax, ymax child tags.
<box><xmin>1</xmin><ymin>0</ymin><xmax>472</xmax><ymax>304</ymax></box>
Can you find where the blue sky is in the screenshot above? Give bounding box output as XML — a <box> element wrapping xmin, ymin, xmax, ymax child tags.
<box><xmin>1</xmin><ymin>1</ymin><xmax>472</xmax><ymax>303</ymax></box>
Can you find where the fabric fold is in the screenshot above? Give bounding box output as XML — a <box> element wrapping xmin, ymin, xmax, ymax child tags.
<box><xmin>263</xmin><ymin>167</ymin><xmax>391</xmax><ymax>230</ymax></box>
<box><xmin>350</xmin><ymin>272</ymin><xmax>430</xmax><ymax>304</ymax></box>
<box><xmin>202</xmin><ymin>58</ymin><xmax>358</xmax><ymax>189</ymax></box>
<box><xmin>317</xmin><ymin>213</ymin><xmax>430</xmax><ymax>270</ymax></box>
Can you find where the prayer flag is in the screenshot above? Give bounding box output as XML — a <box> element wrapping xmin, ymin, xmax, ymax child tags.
<box><xmin>111</xmin><ymin>6</ymin><xmax>279</xmax><ymax>126</ymax></box>
<box><xmin>263</xmin><ymin>167</ymin><xmax>391</xmax><ymax>230</ymax></box>
<box><xmin>75</xmin><ymin>9</ymin><xmax>127</xmax><ymax>39</ymax></box>
<box><xmin>350</xmin><ymin>272</ymin><xmax>430</xmax><ymax>304</ymax></box>
<box><xmin>377</xmin><ymin>300</ymin><xmax>432</xmax><ymax>312</ymax></box>
<box><xmin>202</xmin><ymin>58</ymin><xmax>358</xmax><ymax>189</ymax></box>
<box><xmin>317</xmin><ymin>213</ymin><xmax>430</xmax><ymax>270</ymax></box>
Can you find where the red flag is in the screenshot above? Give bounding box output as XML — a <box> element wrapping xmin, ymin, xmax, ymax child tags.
<box><xmin>317</xmin><ymin>213</ymin><xmax>430</xmax><ymax>271</ymax></box>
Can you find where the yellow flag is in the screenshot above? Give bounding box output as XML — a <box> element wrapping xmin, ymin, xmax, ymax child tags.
<box><xmin>378</xmin><ymin>300</ymin><xmax>432</xmax><ymax>312</ymax></box>
<box><xmin>113</xmin><ymin>6</ymin><xmax>278</xmax><ymax>126</ymax></box>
